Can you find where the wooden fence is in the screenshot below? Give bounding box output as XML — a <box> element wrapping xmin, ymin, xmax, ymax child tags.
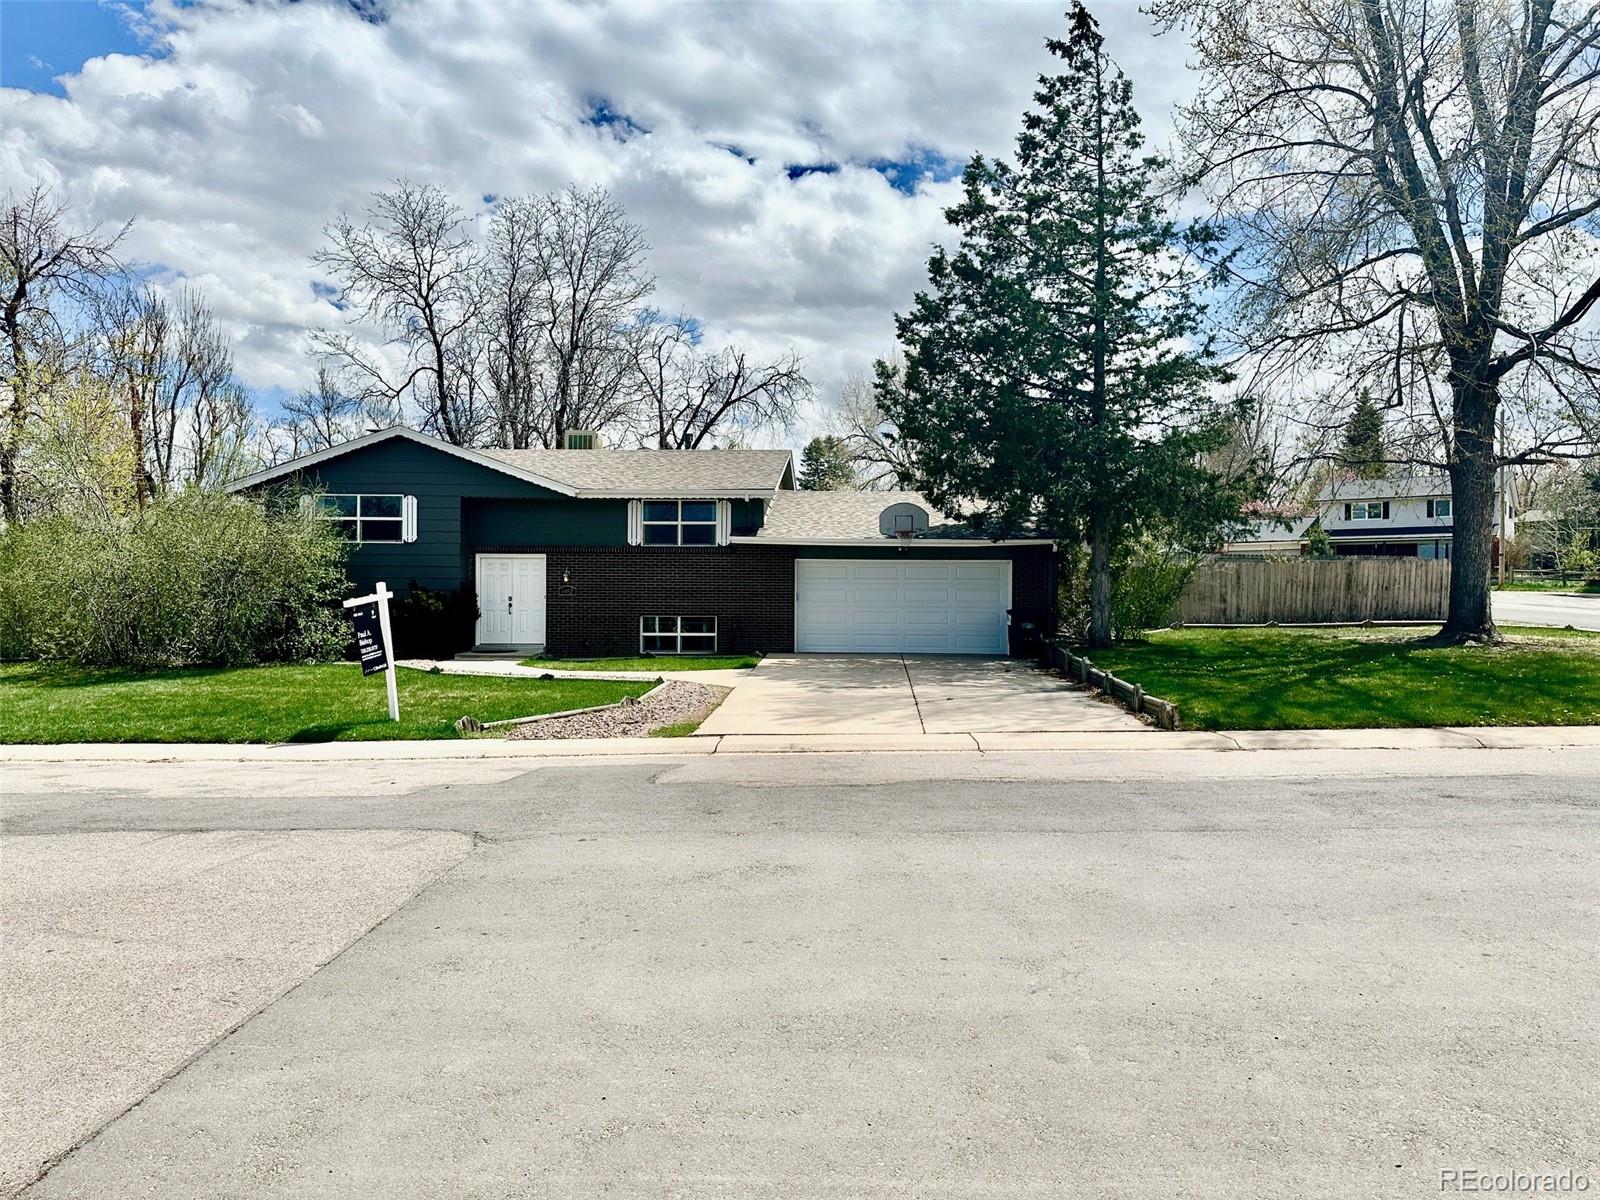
<box><xmin>1173</xmin><ymin>558</ymin><xmax>1451</xmax><ymax>625</ymax></box>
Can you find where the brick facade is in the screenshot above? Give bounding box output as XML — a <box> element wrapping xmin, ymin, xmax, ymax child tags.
<box><xmin>475</xmin><ymin>544</ymin><xmax>797</xmax><ymax>656</ymax></box>
<box><xmin>471</xmin><ymin>542</ymin><xmax>1054</xmax><ymax>656</ymax></box>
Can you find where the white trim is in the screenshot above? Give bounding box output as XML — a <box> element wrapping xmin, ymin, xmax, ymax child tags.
<box><xmin>401</xmin><ymin>494</ymin><xmax>418</xmax><ymax>543</ymax></box>
<box><xmin>573</xmin><ymin>488</ymin><xmax>779</xmax><ymax>499</ymax></box>
<box><xmin>226</xmin><ymin>427</ymin><xmax>579</xmax><ymax>496</ymax></box>
<box><xmin>729</xmin><ymin>536</ymin><xmax>1054</xmax><ymax>547</ymax></box>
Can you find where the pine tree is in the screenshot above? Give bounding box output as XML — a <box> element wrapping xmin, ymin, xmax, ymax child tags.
<box><xmin>1340</xmin><ymin>392</ymin><xmax>1387</xmax><ymax>480</ymax></box>
<box><xmin>879</xmin><ymin>3</ymin><xmax>1253</xmax><ymax>647</ymax></box>
<box><xmin>798</xmin><ymin>435</ymin><xmax>857</xmax><ymax>491</ymax></box>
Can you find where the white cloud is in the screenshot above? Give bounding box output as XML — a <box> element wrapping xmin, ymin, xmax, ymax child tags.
<box><xmin>0</xmin><ymin>0</ymin><xmax>1199</xmax><ymax>441</ymax></box>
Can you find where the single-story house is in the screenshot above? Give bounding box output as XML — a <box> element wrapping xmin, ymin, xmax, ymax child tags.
<box><xmin>228</xmin><ymin>427</ymin><xmax>1055</xmax><ymax>656</ymax></box>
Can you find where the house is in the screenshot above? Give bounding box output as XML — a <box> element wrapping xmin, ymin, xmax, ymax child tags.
<box><xmin>1222</xmin><ymin>473</ymin><xmax>1514</xmax><ymax>561</ymax></box>
<box><xmin>227</xmin><ymin>427</ymin><xmax>1055</xmax><ymax>656</ymax></box>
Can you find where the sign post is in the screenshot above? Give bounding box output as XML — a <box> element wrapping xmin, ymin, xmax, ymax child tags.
<box><xmin>343</xmin><ymin>581</ymin><xmax>399</xmax><ymax>721</ymax></box>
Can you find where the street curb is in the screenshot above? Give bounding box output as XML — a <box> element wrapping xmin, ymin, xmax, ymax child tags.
<box><xmin>3</xmin><ymin>725</ymin><xmax>1597</xmax><ymax>761</ymax></box>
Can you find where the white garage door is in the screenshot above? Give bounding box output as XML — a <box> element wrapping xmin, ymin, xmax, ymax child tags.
<box><xmin>795</xmin><ymin>559</ymin><xmax>1011</xmax><ymax>654</ymax></box>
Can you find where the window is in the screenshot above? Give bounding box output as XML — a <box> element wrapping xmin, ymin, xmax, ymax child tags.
<box><xmin>1427</xmin><ymin>498</ymin><xmax>1452</xmax><ymax>519</ymax></box>
<box><xmin>1343</xmin><ymin>500</ymin><xmax>1390</xmax><ymax>521</ymax></box>
<box><xmin>640</xmin><ymin>615</ymin><xmax>717</xmax><ymax>654</ymax></box>
<box><xmin>642</xmin><ymin>500</ymin><xmax>718</xmax><ymax>546</ymax></box>
<box><xmin>311</xmin><ymin>493</ymin><xmax>406</xmax><ymax>542</ymax></box>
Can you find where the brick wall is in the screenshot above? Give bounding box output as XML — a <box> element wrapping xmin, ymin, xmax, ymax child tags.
<box><xmin>475</xmin><ymin>544</ymin><xmax>797</xmax><ymax>656</ymax></box>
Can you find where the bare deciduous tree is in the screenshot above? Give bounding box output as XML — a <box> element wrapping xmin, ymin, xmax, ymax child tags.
<box><xmin>313</xmin><ymin>181</ymin><xmax>485</xmax><ymax>445</ymax></box>
<box><xmin>1157</xmin><ymin>0</ymin><xmax>1600</xmax><ymax>639</ymax></box>
<box><xmin>0</xmin><ymin>185</ymin><xmax>126</xmax><ymax>521</ymax></box>
<box><xmin>280</xmin><ymin>365</ymin><xmax>373</xmax><ymax>453</ymax></box>
<box><xmin>629</xmin><ymin>315</ymin><xmax>808</xmax><ymax>448</ymax></box>
<box><xmin>527</xmin><ymin>186</ymin><xmax>654</xmax><ymax>447</ymax></box>
<box><xmin>837</xmin><ymin>360</ymin><xmax>916</xmax><ymax>489</ymax></box>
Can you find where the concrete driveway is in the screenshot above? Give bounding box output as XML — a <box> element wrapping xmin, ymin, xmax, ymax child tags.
<box><xmin>697</xmin><ymin>653</ymin><xmax>1145</xmax><ymax>735</ymax></box>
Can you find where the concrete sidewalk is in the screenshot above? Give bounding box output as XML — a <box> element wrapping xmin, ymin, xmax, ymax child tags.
<box><xmin>4</xmin><ymin>724</ymin><xmax>1598</xmax><ymax>762</ymax></box>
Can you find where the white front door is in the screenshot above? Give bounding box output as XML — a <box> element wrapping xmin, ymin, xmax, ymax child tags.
<box><xmin>795</xmin><ymin>559</ymin><xmax>1011</xmax><ymax>654</ymax></box>
<box><xmin>474</xmin><ymin>554</ymin><xmax>547</xmax><ymax>648</ymax></box>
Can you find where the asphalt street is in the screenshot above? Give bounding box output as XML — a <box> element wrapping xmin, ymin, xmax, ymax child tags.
<box><xmin>1493</xmin><ymin>588</ymin><xmax>1600</xmax><ymax>630</ymax></box>
<box><xmin>3</xmin><ymin>747</ymin><xmax>1598</xmax><ymax>1199</ymax></box>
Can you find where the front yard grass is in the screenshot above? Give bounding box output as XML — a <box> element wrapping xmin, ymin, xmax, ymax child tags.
<box><xmin>1088</xmin><ymin>626</ymin><xmax>1600</xmax><ymax>730</ymax></box>
<box><xmin>523</xmin><ymin>654</ymin><xmax>761</xmax><ymax>672</ymax></box>
<box><xmin>1496</xmin><ymin>580</ymin><xmax>1600</xmax><ymax>594</ymax></box>
<box><xmin>0</xmin><ymin>662</ymin><xmax>652</xmax><ymax>744</ymax></box>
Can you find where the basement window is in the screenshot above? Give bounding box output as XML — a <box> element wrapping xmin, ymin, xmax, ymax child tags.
<box><xmin>641</xmin><ymin>616</ymin><xmax>717</xmax><ymax>655</ymax></box>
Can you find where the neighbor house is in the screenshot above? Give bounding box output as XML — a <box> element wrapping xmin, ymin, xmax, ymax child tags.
<box><xmin>228</xmin><ymin>427</ymin><xmax>1055</xmax><ymax>656</ymax></box>
<box><xmin>1222</xmin><ymin>473</ymin><xmax>1514</xmax><ymax>561</ymax></box>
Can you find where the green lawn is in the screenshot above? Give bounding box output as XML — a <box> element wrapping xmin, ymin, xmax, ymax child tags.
<box><xmin>0</xmin><ymin>662</ymin><xmax>652</xmax><ymax>744</ymax></box>
<box><xmin>1497</xmin><ymin>580</ymin><xmax>1600</xmax><ymax>594</ymax></box>
<box><xmin>1088</xmin><ymin>626</ymin><xmax>1600</xmax><ymax>730</ymax></box>
<box><xmin>523</xmin><ymin>654</ymin><xmax>761</xmax><ymax>672</ymax></box>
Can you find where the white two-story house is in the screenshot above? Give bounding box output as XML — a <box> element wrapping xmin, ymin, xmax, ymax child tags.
<box><xmin>1224</xmin><ymin>473</ymin><xmax>1514</xmax><ymax>561</ymax></box>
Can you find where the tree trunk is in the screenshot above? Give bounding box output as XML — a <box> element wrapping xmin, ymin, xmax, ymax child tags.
<box><xmin>1443</xmin><ymin>373</ymin><xmax>1500</xmax><ymax>639</ymax></box>
<box><xmin>1444</xmin><ymin>452</ymin><xmax>1499</xmax><ymax>639</ymax></box>
<box><xmin>1088</xmin><ymin>507</ymin><xmax>1113</xmax><ymax>649</ymax></box>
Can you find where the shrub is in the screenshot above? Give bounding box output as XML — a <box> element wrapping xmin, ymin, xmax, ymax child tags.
<box><xmin>388</xmin><ymin>581</ymin><xmax>477</xmax><ymax>660</ymax></box>
<box><xmin>0</xmin><ymin>492</ymin><xmax>350</xmax><ymax>667</ymax></box>
<box><xmin>1058</xmin><ymin>536</ymin><xmax>1199</xmax><ymax>643</ymax></box>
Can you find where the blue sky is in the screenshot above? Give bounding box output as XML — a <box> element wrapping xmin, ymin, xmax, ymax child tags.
<box><xmin>0</xmin><ymin>0</ymin><xmax>155</xmax><ymax>96</ymax></box>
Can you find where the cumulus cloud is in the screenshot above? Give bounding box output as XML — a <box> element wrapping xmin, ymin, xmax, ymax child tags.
<box><xmin>0</xmin><ymin>0</ymin><xmax>1199</xmax><ymax>442</ymax></box>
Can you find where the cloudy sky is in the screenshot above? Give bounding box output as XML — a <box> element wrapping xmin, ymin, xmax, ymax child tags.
<box><xmin>0</xmin><ymin>0</ymin><xmax>1198</xmax><ymax>442</ymax></box>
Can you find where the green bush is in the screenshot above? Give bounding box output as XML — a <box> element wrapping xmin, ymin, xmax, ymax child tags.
<box><xmin>1058</xmin><ymin>536</ymin><xmax>1199</xmax><ymax>643</ymax></box>
<box><xmin>388</xmin><ymin>581</ymin><xmax>477</xmax><ymax>659</ymax></box>
<box><xmin>0</xmin><ymin>492</ymin><xmax>350</xmax><ymax>667</ymax></box>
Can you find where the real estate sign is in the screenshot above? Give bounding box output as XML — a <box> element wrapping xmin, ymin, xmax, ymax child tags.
<box><xmin>349</xmin><ymin>603</ymin><xmax>389</xmax><ymax>676</ymax></box>
<box><xmin>342</xmin><ymin>582</ymin><xmax>399</xmax><ymax>721</ymax></box>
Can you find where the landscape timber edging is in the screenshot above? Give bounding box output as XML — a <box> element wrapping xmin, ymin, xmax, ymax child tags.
<box><xmin>1045</xmin><ymin>644</ymin><xmax>1181</xmax><ymax>731</ymax></box>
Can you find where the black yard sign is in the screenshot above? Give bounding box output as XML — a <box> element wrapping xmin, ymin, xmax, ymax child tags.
<box><xmin>349</xmin><ymin>602</ymin><xmax>389</xmax><ymax>676</ymax></box>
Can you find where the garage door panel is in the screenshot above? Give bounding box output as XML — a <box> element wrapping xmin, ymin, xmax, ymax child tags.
<box><xmin>795</xmin><ymin>559</ymin><xmax>1011</xmax><ymax>655</ymax></box>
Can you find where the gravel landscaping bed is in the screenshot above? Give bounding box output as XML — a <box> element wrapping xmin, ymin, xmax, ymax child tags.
<box><xmin>503</xmin><ymin>680</ymin><xmax>726</xmax><ymax>740</ymax></box>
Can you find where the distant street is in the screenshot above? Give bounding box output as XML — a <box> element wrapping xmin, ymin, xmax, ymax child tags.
<box><xmin>4</xmin><ymin>747</ymin><xmax>1598</xmax><ymax>1199</ymax></box>
<box><xmin>1494</xmin><ymin>588</ymin><xmax>1600</xmax><ymax>630</ymax></box>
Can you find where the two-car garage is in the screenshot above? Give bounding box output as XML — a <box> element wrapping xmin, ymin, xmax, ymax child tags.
<box><xmin>793</xmin><ymin>559</ymin><xmax>1012</xmax><ymax>655</ymax></box>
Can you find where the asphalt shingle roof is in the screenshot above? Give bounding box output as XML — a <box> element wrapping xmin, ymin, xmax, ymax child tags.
<box><xmin>480</xmin><ymin>448</ymin><xmax>794</xmax><ymax>495</ymax></box>
<box><xmin>750</xmin><ymin>490</ymin><xmax>984</xmax><ymax>541</ymax></box>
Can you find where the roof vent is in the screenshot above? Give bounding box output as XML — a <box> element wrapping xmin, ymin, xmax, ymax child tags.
<box><xmin>563</xmin><ymin>430</ymin><xmax>603</xmax><ymax>450</ymax></box>
<box><xmin>879</xmin><ymin>501</ymin><xmax>929</xmax><ymax>538</ymax></box>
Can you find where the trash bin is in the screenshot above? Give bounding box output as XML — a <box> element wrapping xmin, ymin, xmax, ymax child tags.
<box><xmin>1006</xmin><ymin>607</ymin><xmax>1049</xmax><ymax>658</ymax></box>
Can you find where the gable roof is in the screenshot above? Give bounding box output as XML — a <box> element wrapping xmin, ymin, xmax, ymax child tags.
<box><xmin>738</xmin><ymin>490</ymin><xmax>1052</xmax><ymax>545</ymax></box>
<box><xmin>479</xmin><ymin>447</ymin><xmax>794</xmax><ymax>496</ymax></box>
<box><xmin>227</xmin><ymin>426</ymin><xmax>794</xmax><ymax>498</ymax></box>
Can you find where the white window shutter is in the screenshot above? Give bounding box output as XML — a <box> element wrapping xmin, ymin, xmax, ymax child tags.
<box><xmin>402</xmin><ymin>495</ymin><xmax>418</xmax><ymax>542</ymax></box>
<box><xmin>298</xmin><ymin>494</ymin><xmax>315</xmax><ymax>518</ymax></box>
<box><xmin>627</xmin><ymin>499</ymin><xmax>644</xmax><ymax>546</ymax></box>
<box><xmin>716</xmin><ymin>500</ymin><xmax>732</xmax><ymax>546</ymax></box>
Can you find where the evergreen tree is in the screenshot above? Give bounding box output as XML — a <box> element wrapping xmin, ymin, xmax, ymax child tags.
<box><xmin>880</xmin><ymin>3</ymin><xmax>1253</xmax><ymax>647</ymax></box>
<box><xmin>1340</xmin><ymin>391</ymin><xmax>1386</xmax><ymax>480</ymax></box>
<box><xmin>798</xmin><ymin>435</ymin><xmax>857</xmax><ymax>491</ymax></box>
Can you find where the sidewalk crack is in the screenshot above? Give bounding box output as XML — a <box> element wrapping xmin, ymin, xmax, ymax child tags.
<box><xmin>900</xmin><ymin>655</ymin><xmax>927</xmax><ymax>733</ymax></box>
